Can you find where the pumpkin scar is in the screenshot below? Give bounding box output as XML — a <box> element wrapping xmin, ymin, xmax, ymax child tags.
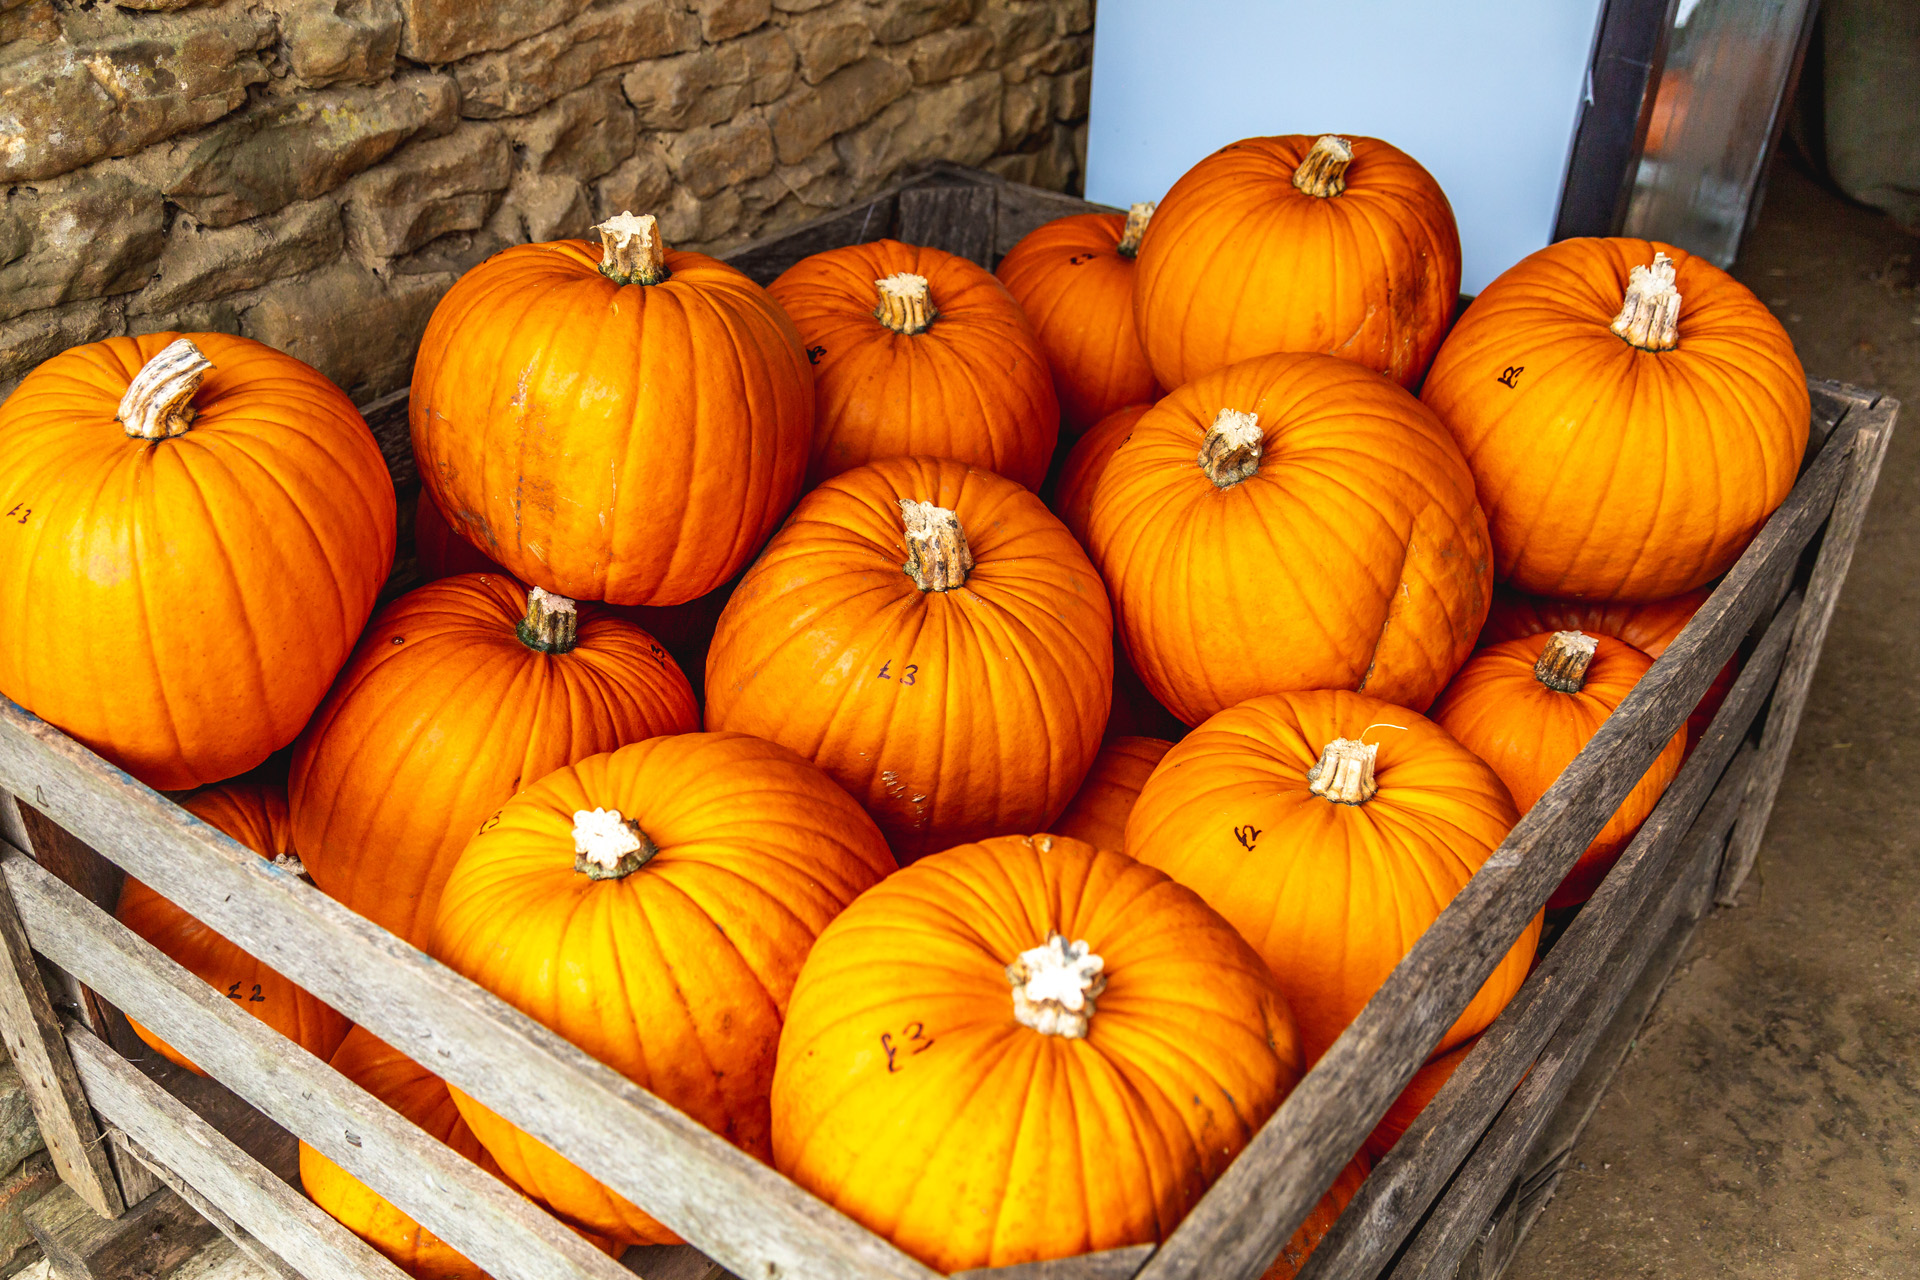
<box><xmin>1359</xmin><ymin>535</ymin><xmax>1418</xmax><ymax>692</ymax></box>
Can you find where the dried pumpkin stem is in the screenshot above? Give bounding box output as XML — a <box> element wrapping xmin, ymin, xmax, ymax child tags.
<box><xmin>1292</xmin><ymin>135</ymin><xmax>1354</xmax><ymax>198</ymax></box>
<box><xmin>1308</xmin><ymin>737</ymin><xmax>1378</xmax><ymax>805</ymax></box>
<box><xmin>899</xmin><ymin>499</ymin><xmax>973</xmax><ymax>591</ymax></box>
<box><xmin>874</xmin><ymin>273</ymin><xmax>935</xmax><ymax>335</ymax></box>
<box><xmin>1006</xmin><ymin>930</ymin><xmax>1107</xmax><ymax>1039</ymax></box>
<box><xmin>1116</xmin><ymin>201</ymin><xmax>1156</xmax><ymax>258</ymax></box>
<box><xmin>1610</xmin><ymin>252</ymin><xmax>1681</xmax><ymax>351</ymax></box>
<box><xmin>119</xmin><ymin>338</ymin><xmax>213</xmax><ymax>440</ymax></box>
<box><xmin>595</xmin><ymin>211</ymin><xmax>669</xmax><ymax>286</ymax></box>
<box><xmin>572</xmin><ymin>807</ymin><xmax>659</xmax><ymax>880</ymax></box>
<box><xmin>1534</xmin><ymin>630</ymin><xmax>1597</xmax><ymax>693</ymax></box>
<box><xmin>1197</xmin><ymin>408</ymin><xmax>1263</xmax><ymax>487</ymax></box>
<box><xmin>270</xmin><ymin>852</ymin><xmax>309</xmax><ymax>881</ymax></box>
<box><xmin>517</xmin><ymin>586</ymin><xmax>579</xmax><ymax>655</ymax></box>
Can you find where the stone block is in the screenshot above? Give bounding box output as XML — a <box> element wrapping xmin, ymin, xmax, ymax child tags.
<box><xmin>240</xmin><ymin>260</ymin><xmax>452</xmax><ymax>400</ymax></box>
<box><xmin>0</xmin><ymin>164</ymin><xmax>165</xmax><ymax>323</ymax></box>
<box><xmin>398</xmin><ymin>0</ymin><xmax>594</xmax><ymax>65</ymax></box>
<box><xmin>504</xmin><ymin>79</ymin><xmax>636</xmax><ymax>180</ymax></box>
<box><xmin>343</xmin><ymin>121</ymin><xmax>512</xmax><ymax>261</ymax></box>
<box><xmin>835</xmin><ymin>68</ymin><xmax>999</xmax><ymax>183</ymax></box>
<box><xmin>773</xmin><ymin>0</ymin><xmax>837</xmax><ymax>11</ymax></box>
<box><xmin>1052</xmin><ymin>65</ymin><xmax>1090</xmax><ymax>121</ymax></box>
<box><xmin>622</xmin><ymin>28</ymin><xmax>793</xmax><ymax>130</ymax></box>
<box><xmin>270</xmin><ymin>0</ymin><xmax>403</xmax><ymax>88</ymax></box>
<box><xmin>594</xmin><ymin>148</ymin><xmax>675</xmax><ymax>220</ymax></box>
<box><xmin>1000</xmin><ymin>74</ymin><xmax>1048</xmax><ymax>150</ymax></box>
<box><xmin>1031</xmin><ymin>119</ymin><xmax>1079</xmax><ymax>191</ymax></box>
<box><xmin>1057</xmin><ymin>0</ymin><xmax>1091</xmax><ymax>33</ymax></box>
<box><xmin>135</xmin><ymin>199</ymin><xmax>343</xmax><ymax>316</ymax></box>
<box><xmin>662</xmin><ymin>115</ymin><xmax>775</xmax><ymax>199</ymax></box>
<box><xmin>0</xmin><ymin>300</ymin><xmax>124</xmax><ymax>400</ymax></box>
<box><xmin>656</xmin><ymin>184</ymin><xmax>744</xmax><ymax>251</ymax></box>
<box><xmin>984</xmin><ymin>0</ymin><xmax>1053</xmax><ymax>62</ymax></box>
<box><xmin>1015</xmin><ymin>31</ymin><xmax>1089</xmax><ymax>76</ymax></box>
<box><xmin>509</xmin><ymin>173</ymin><xmax>595</xmax><ymax>242</ymax></box>
<box><xmin>455</xmin><ymin>0</ymin><xmax>702</xmax><ymax>119</ymax></box>
<box><xmin>790</xmin><ymin>6</ymin><xmax>873</xmax><ymax>84</ymax></box>
<box><xmin>137</xmin><ymin>297</ymin><xmax>246</xmax><ymax>338</ymax></box>
<box><xmin>0</xmin><ymin>1152</ymin><xmax>57</xmax><ymax>1267</ymax></box>
<box><xmin>902</xmin><ymin>24</ymin><xmax>992</xmax><ymax>82</ymax></box>
<box><xmin>766</xmin><ymin>55</ymin><xmax>911</xmax><ymax>165</ymax></box>
<box><xmin>694</xmin><ymin>0</ymin><xmax>771</xmax><ymax>42</ymax></box>
<box><xmin>865</xmin><ymin>0</ymin><xmax>975</xmax><ymax>45</ymax></box>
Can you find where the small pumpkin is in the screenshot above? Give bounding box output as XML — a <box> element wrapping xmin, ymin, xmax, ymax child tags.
<box><xmin>1263</xmin><ymin>1157</ymin><xmax>1371</xmax><ymax>1280</ymax></box>
<box><xmin>1365</xmin><ymin>1037</ymin><xmax>1475</xmax><ymax>1161</ymax></box>
<box><xmin>0</xmin><ymin>334</ymin><xmax>395</xmax><ymax>790</ymax></box>
<box><xmin>1053</xmin><ymin>402</ymin><xmax>1152</xmax><ymax>549</ymax></box>
<box><xmin>768</xmin><ymin>240</ymin><xmax>1059</xmax><ymax>488</ymax></box>
<box><xmin>1432</xmin><ymin>630</ymin><xmax>1685</xmax><ymax>909</ymax></box>
<box><xmin>1420</xmin><ymin>240</ymin><xmax>1808</xmax><ymax>600</ymax></box>
<box><xmin>771</xmin><ymin>833</ymin><xmax>1301</xmax><ymax>1274</ymax></box>
<box><xmin>1126</xmin><ymin>690</ymin><xmax>1537</xmax><ymax>1064</ymax></box>
<box><xmin>432</xmin><ymin>733</ymin><xmax>894</xmax><ymax>1245</ymax></box>
<box><xmin>1048</xmin><ymin>736</ymin><xmax>1171</xmax><ymax>852</ymax></box>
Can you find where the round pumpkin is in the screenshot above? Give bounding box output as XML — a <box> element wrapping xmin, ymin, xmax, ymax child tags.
<box><xmin>1365</xmin><ymin>1037</ymin><xmax>1475</xmax><ymax>1161</ymax></box>
<box><xmin>1126</xmin><ymin>690</ymin><xmax>1537</xmax><ymax>1064</ymax></box>
<box><xmin>1432</xmin><ymin>630</ymin><xmax>1686</xmax><ymax>909</ymax></box>
<box><xmin>1133</xmin><ymin>134</ymin><xmax>1461</xmax><ymax>390</ymax></box>
<box><xmin>1053</xmin><ymin>402</ymin><xmax>1151</xmax><ymax>548</ymax></box>
<box><xmin>1262</xmin><ymin>1157</ymin><xmax>1371</xmax><ymax>1280</ymax></box>
<box><xmin>767</xmin><ymin>239</ymin><xmax>1059</xmax><ymax>489</ymax></box>
<box><xmin>432</xmin><ymin>733</ymin><xmax>895</xmax><ymax>1245</ymax></box>
<box><xmin>1420</xmin><ymin>239</ymin><xmax>1809</xmax><ymax>601</ymax></box>
<box><xmin>1086</xmin><ymin>352</ymin><xmax>1490</xmax><ymax>725</ymax></box>
<box><xmin>771</xmin><ymin>833</ymin><xmax>1301</xmax><ymax>1274</ymax></box>
<box><xmin>410</xmin><ymin>212</ymin><xmax>812</xmax><ymax>606</ymax></box>
<box><xmin>704</xmin><ymin>456</ymin><xmax>1112</xmax><ymax>860</ymax></box>
<box><xmin>290</xmin><ymin>573</ymin><xmax>697</xmax><ymax>946</ymax></box>
<box><xmin>0</xmin><ymin>333</ymin><xmax>394</xmax><ymax>790</ymax></box>
<box><xmin>995</xmin><ymin>205</ymin><xmax>1161</xmax><ymax>435</ymax></box>
<box><xmin>1048</xmin><ymin>736</ymin><xmax>1171</xmax><ymax>852</ymax></box>
<box><xmin>414</xmin><ymin>488</ymin><xmax>503</xmax><ymax>581</ymax></box>
<box><xmin>118</xmin><ymin>782</ymin><xmax>349</xmax><ymax>1075</ymax></box>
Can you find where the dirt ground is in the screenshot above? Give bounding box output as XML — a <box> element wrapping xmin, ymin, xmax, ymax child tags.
<box><xmin>1507</xmin><ymin>160</ymin><xmax>1920</xmax><ymax>1278</ymax></box>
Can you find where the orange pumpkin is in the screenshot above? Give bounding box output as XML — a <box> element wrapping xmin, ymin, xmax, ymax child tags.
<box><xmin>1262</xmin><ymin>1157</ymin><xmax>1371</xmax><ymax>1280</ymax></box>
<box><xmin>1049</xmin><ymin>736</ymin><xmax>1171</xmax><ymax>852</ymax></box>
<box><xmin>432</xmin><ymin>733</ymin><xmax>894</xmax><ymax>1245</ymax></box>
<box><xmin>410</xmin><ymin>213</ymin><xmax>812</xmax><ymax>606</ymax></box>
<box><xmin>1432</xmin><ymin>630</ymin><xmax>1685</xmax><ymax>909</ymax></box>
<box><xmin>1365</xmin><ymin>1037</ymin><xmax>1475</xmax><ymax>1161</ymax></box>
<box><xmin>1126</xmin><ymin>690</ymin><xmax>1537</xmax><ymax>1064</ymax></box>
<box><xmin>995</xmin><ymin>206</ymin><xmax>1161</xmax><ymax>435</ymax></box>
<box><xmin>118</xmin><ymin>782</ymin><xmax>349</xmax><ymax>1075</ymax></box>
<box><xmin>1420</xmin><ymin>239</ymin><xmax>1808</xmax><ymax>600</ymax></box>
<box><xmin>1133</xmin><ymin>134</ymin><xmax>1461</xmax><ymax>390</ymax></box>
<box><xmin>705</xmin><ymin>457</ymin><xmax>1112</xmax><ymax>860</ymax></box>
<box><xmin>1086</xmin><ymin>352</ymin><xmax>1490</xmax><ymax>725</ymax></box>
<box><xmin>1053</xmin><ymin>402</ymin><xmax>1151</xmax><ymax>548</ymax></box>
<box><xmin>0</xmin><ymin>334</ymin><xmax>394</xmax><ymax>790</ymax></box>
<box><xmin>290</xmin><ymin>574</ymin><xmax>697</xmax><ymax>945</ymax></box>
<box><xmin>771</xmin><ymin>833</ymin><xmax>1301</xmax><ymax>1274</ymax></box>
<box><xmin>413</xmin><ymin>487</ymin><xmax>503</xmax><ymax>580</ymax></box>
<box><xmin>768</xmin><ymin>240</ymin><xmax>1059</xmax><ymax>489</ymax></box>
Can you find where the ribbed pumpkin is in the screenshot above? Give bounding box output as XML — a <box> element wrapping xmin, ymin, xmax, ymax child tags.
<box><xmin>1263</xmin><ymin>1157</ymin><xmax>1371</xmax><ymax>1280</ymax></box>
<box><xmin>290</xmin><ymin>573</ymin><xmax>697</xmax><ymax>945</ymax></box>
<box><xmin>771</xmin><ymin>833</ymin><xmax>1300</xmax><ymax>1274</ymax></box>
<box><xmin>432</xmin><ymin>733</ymin><xmax>894</xmax><ymax>1245</ymax></box>
<box><xmin>767</xmin><ymin>240</ymin><xmax>1059</xmax><ymax>489</ymax></box>
<box><xmin>414</xmin><ymin>488</ymin><xmax>503</xmax><ymax>580</ymax></box>
<box><xmin>1053</xmin><ymin>402</ymin><xmax>1151</xmax><ymax>548</ymax></box>
<box><xmin>1049</xmin><ymin>736</ymin><xmax>1171</xmax><ymax>852</ymax></box>
<box><xmin>410</xmin><ymin>212</ymin><xmax>812</xmax><ymax>606</ymax></box>
<box><xmin>1126</xmin><ymin>690</ymin><xmax>1536</xmax><ymax>1064</ymax></box>
<box><xmin>0</xmin><ymin>334</ymin><xmax>394</xmax><ymax>790</ymax></box>
<box><xmin>1432</xmin><ymin>630</ymin><xmax>1685</xmax><ymax>909</ymax></box>
<box><xmin>1420</xmin><ymin>239</ymin><xmax>1809</xmax><ymax>600</ymax></box>
<box><xmin>1086</xmin><ymin>352</ymin><xmax>1490</xmax><ymax>725</ymax></box>
<box><xmin>1133</xmin><ymin>134</ymin><xmax>1461</xmax><ymax>390</ymax></box>
<box><xmin>117</xmin><ymin>782</ymin><xmax>349</xmax><ymax>1075</ymax></box>
<box><xmin>995</xmin><ymin>205</ymin><xmax>1161</xmax><ymax>434</ymax></box>
<box><xmin>705</xmin><ymin>456</ymin><xmax>1112</xmax><ymax>861</ymax></box>
<box><xmin>1366</xmin><ymin>1037</ymin><xmax>1475</xmax><ymax>1161</ymax></box>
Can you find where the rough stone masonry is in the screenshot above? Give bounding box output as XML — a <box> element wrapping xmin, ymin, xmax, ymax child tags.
<box><xmin>0</xmin><ymin>0</ymin><xmax>1094</xmax><ymax>401</ymax></box>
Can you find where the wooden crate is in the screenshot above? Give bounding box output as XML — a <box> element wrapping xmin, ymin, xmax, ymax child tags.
<box><xmin>0</xmin><ymin>166</ymin><xmax>1897</xmax><ymax>1280</ymax></box>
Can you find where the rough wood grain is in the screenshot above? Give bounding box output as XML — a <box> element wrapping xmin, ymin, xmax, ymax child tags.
<box><xmin>918</xmin><ymin>162</ymin><xmax>1120</xmax><ymax>261</ymax></box>
<box><xmin>722</xmin><ymin>188</ymin><xmax>904</xmax><ymax>285</ymax></box>
<box><xmin>954</xmin><ymin>1244</ymin><xmax>1154</xmax><ymax>1280</ymax></box>
<box><xmin>623</xmin><ymin>1244</ymin><xmax>727</xmax><ymax>1280</ymax></box>
<box><xmin>897</xmin><ymin>184</ymin><xmax>997</xmax><ymax>265</ymax></box>
<box><xmin>25</xmin><ymin>1179</ymin><xmax>214</xmax><ymax>1280</ymax></box>
<box><xmin>105</xmin><ymin>1127</ymin><xmax>306</xmax><ymax>1280</ymax></box>
<box><xmin>361</xmin><ymin>387</ymin><xmax>414</xmax><ymax>492</ymax></box>
<box><xmin>115</xmin><ymin>1032</ymin><xmax>301</xmax><ymax>1190</ymax></box>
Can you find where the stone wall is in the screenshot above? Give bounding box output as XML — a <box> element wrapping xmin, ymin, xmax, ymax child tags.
<box><xmin>0</xmin><ymin>0</ymin><xmax>1094</xmax><ymax>401</ymax></box>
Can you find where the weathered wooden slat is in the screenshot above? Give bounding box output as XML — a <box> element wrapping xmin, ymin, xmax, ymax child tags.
<box><xmin>918</xmin><ymin>162</ymin><xmax>1122</xmax><ymax>261</ymax></box>
<box><xmin>624</xmin><ymin>1243</ymin><xmax>728</xmax><ymax>1280</ymax></box>
<box><xmin>723</xmin><ymin>187</ymin><xmax>904</xmax><ymax>285</ymax></box>
<box><xmin>955</xmin><ymin>1243</ymin><xmax>1155</xmax><ymax>1280</ymax></box>
<box><xmin>897</xmin><ymin>184</ymin><xmax>998</xmax><ymax>265</ymax></box>
<box><xmin>25</xmin><ymin>1179</ymin><xmax>214</xmax><ymax>1279</ymax></box>
<box><xmin>104</xmin><ymin>1126</ymin><xmax>308</xmax><ymax>1280</ymax></box>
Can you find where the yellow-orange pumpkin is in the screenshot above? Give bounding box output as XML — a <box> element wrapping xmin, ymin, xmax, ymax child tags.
<box><xmin>1053</xmin><ymin>402</ymin><xmax>1152</xmax><ymax>548</ymax></box>
<box><xmin>1262</xmin><ymin>1157</ymin><xmax>1372</xmax><ymax>1280</ymax></box>
<box><xmin>1048</xmin><ymin>736</ymin><xmax>1171</xmax><ymax>852</ymax></box>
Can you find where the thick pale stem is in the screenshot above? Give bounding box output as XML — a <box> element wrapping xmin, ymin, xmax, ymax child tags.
<box><xmin>595</xmin><ymin>211</ymin><xmax>669</xmax><ymax>285</ymax></box>
<box><xmin>1007</xmin><ymin>931</ymin><xmax>1107</xmax><ymax>1039</ymax></box>
<box><xmin>1534</xmin><ymin>630</ymin><xmax>1597</xmax><ymax>693</ymax></box>
<box><xmin>517</xmin><ymin>586</ymin><xmax>579</xmax><ymax>654</ymax></box>
<box><xmin>1610</xmin><ymin>252</ymin><xmax>1681</xmax><ymax>350</ymax></box>
<box><xmin>899</xmin><ymin>499</ymin><xmax>973</xmax><ymax>591</ymax></box>
<box><xmin>1292</xmin><ymin>135</ymin><xmax>1354</xmax><ymax>198</ymax></box>
<box><xmin>1197</xmin><ymin>408</ymin><xmax>1262</xmax><ymax>487</ymax></box>
<box><xmin>874</xmin><ymin>273</ymin><xmax>935</xmax><ymax>334</ymax></box>
<box><xmin>1117</xmin><ymin>201</ymin><xmax>1156</xmax><ymax>258</ymax></box>
<box><xmin>572</xmin><ymin>807</ymin><xmax>659</xmax><ymax>880</ymax></box>
<box><xmin>1308</xmin><ymin>738</ymin><xmax>1378</xmax><ymax>805</ymax></box>
<box><xmin>270</xmin><ymin>852</ymin><xmax>308</xmax><ymax>881</ymax></box>
<box><xmin>119</xmin><ymin>338</ymin><xmax>212</xmax><ymax>440</ymax></box>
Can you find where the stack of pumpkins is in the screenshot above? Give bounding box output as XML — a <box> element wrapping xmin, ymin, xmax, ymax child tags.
<box><xmin>0</xmin><ymin>127</ymin><xmax>1809</xmax><ymax>1280</ymax></box>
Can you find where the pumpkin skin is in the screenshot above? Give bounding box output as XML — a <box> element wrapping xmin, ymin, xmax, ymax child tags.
<box><xmin>414</xmin><ymin>487</ymin><xmax>503</xmax><ymax>580</ymax></box>
<box><xmin>410</xmin><ymin>228</ymin><xmax>812</xmax><ymax>606</ymax></box>
<box><xmin>1262</xmin><ymin>1157</ymin><xmax>1371</xmax><ymax>1280</ymax></box>
<box><xmin>1133</xmin><ymin>135</ymin><xmax>1461</xmax><ymax>390</ymax></box>
<box><xmin>705</xmin><ymin>456</ymin><xmax>1112</xmax><ymax>860</ymax></box>
<box><xmin>1048</xmin><ymin>736</ymin><xmax>1171</xmax><ymax>852</ymax></box>
<box><xmin>118</xmin><ymin>783</ymin><xmax>349</xmax><ymax>1075</ymax></box>
<box><xmin>771</xmin><ymin>833</ymin><xmax>1301</xmax><ymax>1274</ymax></box>
<box><xmin>1365</xmin><ymin>1037</ymin><xmax>1475</xmax><ymax>1161</ymax></box>
<box><xmin>1053</xmin><ymin>402</ymin><xmax>1151</xmax><ymax>548</ymax></box>
<box><xmin>432</xmin><ymin>733</ymin><xmax>895</xmax><ymax>1245</ymax></box>
<box><xmin>0</xmin><ymin>332</ymin><xmax>394</xmax><ymax>790</ymax></box>
<box><xmin>1086</xmin><ymin>352</ymin><xmax>1491</xmax><ymax>725</ymax></box>
<box><xmin>1420</xmin><ymin>238</ymin><xmax>1809</xmax><ymax>601</ymax></box>
<box><xmin>289</xmin><ymin>573</ymin><xmax>698</xmax><ymax>946</ymax></box>
<box><xmin>1126</xmin><ymin>690</ymin><xmax>1537</xmax><ymax>1064</ymax></box>
<box><xmin>995</xmin><ymin>213</ymin><xmax>1160</xmax><ymax>435</ymax></box>
<box><xmin>1432</xmin><ymin>632</ymin><xmax>1686</xmax><ymax>909</ymax></box>
<box><xmin>768</xmin><ymin>240</ymin><xmax>1059</xmax><ymax>489</ymax></box>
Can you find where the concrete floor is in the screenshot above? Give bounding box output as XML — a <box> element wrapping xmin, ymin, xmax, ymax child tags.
<box><xmin>1508</xmin><ymin>161</ymin><xmax>1920</xmax><ymax>1278</ymax></box>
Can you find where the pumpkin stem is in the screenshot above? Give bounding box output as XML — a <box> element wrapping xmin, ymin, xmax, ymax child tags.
<box><xmin>517</xmin><ymin>587</ymin><xmax>580</xmax><ymax>655</ymax></box>
<box><xmin>1307</xmin><ymin>737</ymin><xmax>1378</xmax><ymax>805</ymax></box>
<box><xmin>594</xmin><ymin>211</ymin><xmax>669</xmax><ymax>286</ymax></box>
<box><xmin>1197</xmin><ymin>408</ymin><xmax>1262</xmax><ymax>487</ymax></box>
<box><xmin>899</xmin><ymin>499</ymin><xmax>973</xmax><ymax>591</ymax></box>
<box><xmin>118</xmin><ymin>338</ymin><xmax>213</xmax><ymax>440</ymax></box>
<box><xmin>269</xmin><ymin>852</ymin><xmax>309</xmax><ymax>881</ymax></box>
<box><xmin>1006</xmin><ymin>930</ymin><xmax>1107</xmax><ymax>1039</ymax></box>
<box><xmin>1292</xmin><ymin>135</ymin><xmax>1354</xmax><ymax>198</ymax></box>
<box><xmin>1610</xmin><ymin>252</ymin><xmax>1681</xmax><ymax>351</ymax></box>
<box><xmin>1116</xmin><ymin>201</ymin><xmax>1156</xmax><ymax>258</ymax></box>
<box><xmin>874</xmin><ymin>273</ymin><xmax>936</xmax><ymax>335</ymax></box>
<box><xmin>572</xmin><ymin>807</ymin><xmax>659</xmax><ymax>880</ymax></box>
<box><xmin>1534</xmin><ymin>630</ymin><xmax>1597</xmax><ymax>693</ymax></box>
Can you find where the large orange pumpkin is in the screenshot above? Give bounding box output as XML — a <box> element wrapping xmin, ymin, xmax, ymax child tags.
<box><xmin>1420</xmin><ymin>239</ymin><xmax>1809</xmax><ymax>601</ymax></box>
<box><xmin>1048</xmin><ymin>736</ymin><xmax>1171</xmax><ymax>852</ymax></box>
<box><xmin>118</xmin><ymin>782</ymin><xmax>349</xmax><ymax>1075</ymax></box>
<box><xmin>705</xmin><ymin>456</ymin><xmax>1112</xmax><ymax>860</ymax></box>
<box><xmin>995</xmin><ymin>206</ymin><xmax>1161</xmax><ymax>435</ymax></box>
<box><xmin>1365</xmin><ymin>1036</ymin><xmax>1475</xmax><ymax>1161</ymax></box>
<box><xmin>1126</xmin><ymin>690</ymin><xmax>1536</xmax><ymax>1064</ymax></box>
<box><xmin>1086</xmin><ymin>352</ymin><xmax>1490</xmax><ymax>725</ymax></box>
<box><xmin>410</xmin><ymin>213</ymin><xmax>812</xmax><ymax>606</ymax></box>
<box><xmin>1053</xmin><ymin>402</ymin><xmax>1151</xmax><ymax>548</ymax></box>
<box><xmin>0</xmin><ymin>333</ymin><xmax>394</xmax><ymax>790</ymax></box>
<box><xmin>771</xmin><ymin>833</ymin><xmax>1301</xmax><ymax>1274</ymax></box>
<box><xmin>289</xmin><ymin>573</ymin><xmax>697</xmax><ymax>945</ymax></box>
<box><xmin>1263</xmin><ymin>1157</ymin><xmax>1371</xmax><ymax>1280</ymax></box>
<box><xmin>1432</xmin><ymin>630</ymin><xmax>1685</xmax><ymax>909</ymax></box>
<box><xmin>432</xmin><ymin>733</ymin><xmax>894</xmax><ymax>1245</ymax></box>
<box><xmin>1133</xmin><ymin>134</ymin><xmax>1461</xmax><ymax>390</ymax></box>
<box><xmin>767</xmin><ymin>240</ymin><xmax>1059</xmax><ymax>489</ymax></box>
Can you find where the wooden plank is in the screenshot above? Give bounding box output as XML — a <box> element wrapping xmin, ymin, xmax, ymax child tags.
<box><xmin>105</xmin><ymin>1128</ymin><xmax>306</xmax><ymax>1280</ymax></box>
<box><xmin>954</xmin><ymin>1244</ymin><xmax>1154</xmax><ymax>1280</ymax></box>
<box><xmin>113</xmin><ymin>1029</ymin><xmax>301</xmax><ymax>1190</ymax></box>
<box><xmin>360</xmin><ymin>387</ymin><xmax>414</xmax><ymax>492</ymax></box>
<box><xmin>24</xmin><ymin>1180</ymin><xmax>215</xmax><ymax>1280</ymax></box>
<box><xmin>896</xmin><ymin>184</ymin><xmax>997</xmax><ymax>265</ymax></box>
<box><xmin>624</xmin><ymin>1244</ymin><xmax>727</xmax><ymax>1280</ymax></box>
<box><xmin>917</xmin><ymin>162</ymin><xmax>1120</xmax><ymax>261</ymax></box>
<box><xmin>1550</xmin><ymin>0</ymin><xmax>1678</xmax><ymax>239</ymax></box>
<box><xmin>722</xmin><ymin>187</ymin><xmax>905</xmax><ymax>285</ymax></box>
